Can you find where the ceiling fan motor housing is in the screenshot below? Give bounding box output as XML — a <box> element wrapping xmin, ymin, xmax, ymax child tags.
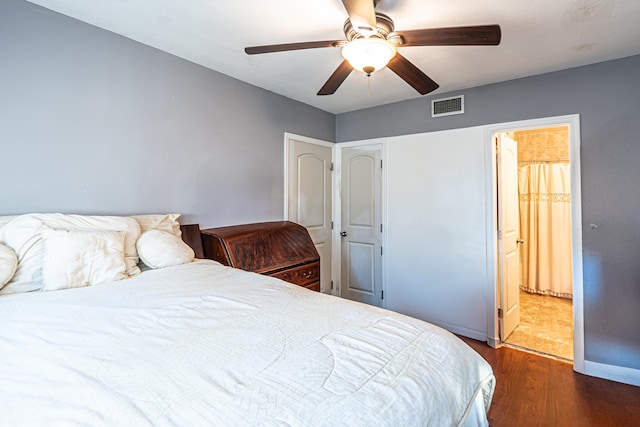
<box><xmin>344</xmin><ymin>13</ymin><xmax>395</xmax><ymax>41</ymax></box>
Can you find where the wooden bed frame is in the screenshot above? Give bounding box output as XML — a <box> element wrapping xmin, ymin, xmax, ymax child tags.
<box><xmin>179</xmin><ymin>224</ymin><xmax>204</xmax><ymax>259</ymax></box>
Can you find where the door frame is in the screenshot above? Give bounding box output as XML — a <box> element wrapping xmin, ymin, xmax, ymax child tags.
<box><xmin>335</xmin><ymin>138</ymin><xmax>386</xmax><ymax>307</ymax></box>
<box><xmin>283</xmin><ymin>133</ymin><xmax>337</xmax><ymax>295</ymax></box>
<box><xmin>483</xmin><ymin>114</ymin><xmax>585</xmax><ymax>374</ymax></box>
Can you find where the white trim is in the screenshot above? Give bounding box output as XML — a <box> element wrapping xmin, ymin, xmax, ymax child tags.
<box><xmin>334</xmin><ymin>146</ymin><xmax>342</xmax><ymax>297</ymax></box>
<box><xmin>381</xmin><ymin>140</ymin><xmax>388</xmax><ymax>310</ymax></box>
<box><xmin>584</xmin><ymin>361</ymin><xmax>640</xmax><ymax>387</ymax></box>
<box><xmin>486</xmin><ymin>337</ymin><xmax>500</xmax><ymax>348</ymax></box>
<box><xmin>483</xmin><ymin>131</ymin><xmax>500</xmax><ymax>348</ymax></box>
<box><xmin>283</xmin><ymin>133</ymin><xmax>337</xmax><ymax>295</ymax></box>
<box><xmin>337</xmin><ymin>138</ymin><xmax>386</xmax><ymax>148</ymax></box>
<box><xmin>483</xmin><ymin>115</ymin><xmax>585</xmax><ymax>374</ymax></box>
<box><xmin>435</xmin><ymin>321</ymin><xmax>488</xmax><ymax>343</ymax></box>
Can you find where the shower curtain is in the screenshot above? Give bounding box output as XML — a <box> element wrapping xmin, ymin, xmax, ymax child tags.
<box><xmin>518</xmin><ymin>162</ymin><xmax>573</xmax><ymax>298</ymax></box>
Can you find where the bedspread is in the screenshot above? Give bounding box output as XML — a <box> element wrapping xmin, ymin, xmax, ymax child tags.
<box><xmin>0</xmin><ymin>261</ymin><xmax>494</xmax><ymax>426</ymax></box>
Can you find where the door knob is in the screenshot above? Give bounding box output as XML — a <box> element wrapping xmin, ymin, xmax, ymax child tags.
<box><xmin>516</xmin><ymin>238</ymin><xmax>524</xmax><ymax>244</ymax></box>
<box><xmin>340</xmin><ymin>231</ymin><xmax>348</xmax><ymax>237</ymax></box>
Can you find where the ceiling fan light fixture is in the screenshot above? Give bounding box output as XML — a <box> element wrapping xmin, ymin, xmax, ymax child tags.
<box><xmin>341</xmin><ymin>37</ymin><xmax>396</xmax><ymax>75</ymax></box>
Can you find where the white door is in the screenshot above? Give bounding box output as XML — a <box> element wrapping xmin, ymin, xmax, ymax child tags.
<box><xmin>497</xmin><ymin>133</ymin><xmax>521</xmax><ymax>340</ymax></box>
<box><xmin>287</xmin><ymin>138</ymin><xmax>333</xmax><ymax>294</ymax></box>
<box><xmin>340</xmin><ymin>145</ymin><xmax>382</xmax><ymax>307</ymax></box>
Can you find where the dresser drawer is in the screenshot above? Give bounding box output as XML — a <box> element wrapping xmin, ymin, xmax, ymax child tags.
<box><xmin>270</xmin><ymin>262</ymin><xmax>319</xmax><ymax>287</ymax></box>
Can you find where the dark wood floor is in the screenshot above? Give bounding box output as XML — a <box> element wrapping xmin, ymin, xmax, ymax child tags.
<box><xmin>460</xmin><ymin>337</ymin><xmax>640</xmax><ymax>427</ymax></box>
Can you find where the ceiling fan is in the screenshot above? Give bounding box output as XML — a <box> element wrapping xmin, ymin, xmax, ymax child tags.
<box><xmin>245</xmin><ymin>0</ymin><xmax>501</xmax><ymax>96</ymax></box>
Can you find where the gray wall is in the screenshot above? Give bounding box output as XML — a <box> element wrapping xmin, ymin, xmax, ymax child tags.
<box><xmin>337</xmin><ymin>55</ymin><xmax>640</xmax><ymax>371</ymax></box>
<box><xmin>0</xmin><ymin>0</ymin><xmax>334</xmax><ymax>228</ymax></box>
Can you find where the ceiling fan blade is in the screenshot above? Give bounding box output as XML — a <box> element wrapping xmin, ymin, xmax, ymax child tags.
<box><xmin>401</xmin><ymin>25</ymin><xmax>501</xmax><ymax>46</ymax></box>
<box><xmin>245</xmin><ymin>40</ymin><xmax>342</xmax><ymax>55</ymax></box>
<box><xmin>318</xmin><ymin>60</ymin><xmax>353</xmax><ymax>95</ymax></box>
<box><xmin>387</xmin><ymin>53</ymin><xmax>439</xmax><ymax>95</ymax></box>
<box><xmin>342</xmin><ymin>0</ymin><xmax>378</xmax><ymax>34</ymax></box>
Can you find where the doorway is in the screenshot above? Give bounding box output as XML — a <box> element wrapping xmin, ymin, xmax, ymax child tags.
<box><xmin>498</xmin><ymin>126</ymin><xmax>574</xmax><ymax>361</ymax></box>
<box><xmin>486</xmin><ymin>114</ymin><xmax>584</xmax><ymax>374</ymax></box>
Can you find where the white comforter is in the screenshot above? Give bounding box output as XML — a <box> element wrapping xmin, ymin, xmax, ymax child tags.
<box><xmin>0</xmin><ymin>261</ymin><xmax>495</xmax><ymax>426</ymax></box>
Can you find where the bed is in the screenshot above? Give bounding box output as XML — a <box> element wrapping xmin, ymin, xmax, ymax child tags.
<box><xmin>0</xmin><ymin>213</ymin><xmax>495</xmax><ymax>426</ymax></box>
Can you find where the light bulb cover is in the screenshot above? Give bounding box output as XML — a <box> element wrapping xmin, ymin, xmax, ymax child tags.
<box><xmin>341</xmin><ymin>38</ymin><xmax>397</xmax><ymax>74</ymax></box>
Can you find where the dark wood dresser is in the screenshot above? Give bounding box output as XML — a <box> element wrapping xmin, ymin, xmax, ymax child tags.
<box><xmin>201</xmin><ymin>221</ymin><xmax>320</xmax><ymax>291</ymax></box>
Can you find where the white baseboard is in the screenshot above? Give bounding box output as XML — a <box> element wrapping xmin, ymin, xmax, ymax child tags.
<box><xmin>437</xmin><ymin>322</ymin><xmax>487</xmax><ymax>342</ymax></box>
<box><xmin>583</xmin><ymin>360</ymin><xmax>640</xmax><ymax>387</ymax></box>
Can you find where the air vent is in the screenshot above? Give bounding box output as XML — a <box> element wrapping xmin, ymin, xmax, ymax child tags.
<box><xmin>431</xmin><ymin>95</ymin><xmax>464</xmax><ymax>117</ymax></box>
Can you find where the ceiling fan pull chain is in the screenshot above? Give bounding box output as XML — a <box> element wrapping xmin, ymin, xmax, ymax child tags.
<box><xmin>367</xmin><ymin>75</ymin><xmax>371</xmax><ymax>97</ymax></box>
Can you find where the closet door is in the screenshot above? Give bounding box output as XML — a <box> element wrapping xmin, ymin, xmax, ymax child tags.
<box><xmin>340</xmin><ymin>145</ymin><xmax>382</xmax><ymax>307</ymax></box>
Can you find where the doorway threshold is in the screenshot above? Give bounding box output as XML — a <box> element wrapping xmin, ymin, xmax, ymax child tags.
<box><xmin>502</xmin><ymin>342</ymin><xmax>573</xmax><ymax>364</ymax></box>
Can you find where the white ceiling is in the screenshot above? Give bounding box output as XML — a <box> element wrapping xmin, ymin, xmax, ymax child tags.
<box><xmin>25</xmin><ymin>0</ymin><xmax>640</xmax><ymax>114</ymax></box>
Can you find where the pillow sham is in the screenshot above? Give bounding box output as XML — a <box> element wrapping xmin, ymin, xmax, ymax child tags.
<box><xmin>0</xmin><ymin>243</ymin><xmax>18</xmax><ymax>289</ymax></box>
<box><xmin>130</xmin><ymin>214</ymin><xmax>181</xmax><ymax>236</ymax></box>
<box><xmin>36</xmin><ymin>214</ymin><xmax>141</xmax><ymax>275</ymax></box>
<box><xmin>1</xmin><ymin>213</ymin><xmax>141</xmax><ymax>295</ymax></box>
<box><xmin>136</xmin><ymin>230</ymin><xmax>194</xmax><ymax>269</ymax></box>
<box><xmin>41</xmin><ymin>228</ymin><xmax>127</xmax><ymax>291</ymax></box>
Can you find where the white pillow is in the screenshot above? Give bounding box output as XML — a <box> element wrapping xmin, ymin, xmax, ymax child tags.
<box><xmin>0</xmin><ymin>215</ymin><xmax>19</xmax><ymax>242</ymax></box>
<box><xmin>1</xmin><ymin>213</ymin><xmax>142</xmax><ymax>295</ymax></box>
<box><xmin>0</xmin><ymin>243</ymin><xmax>18</xmax><ymax>289</ymax></box>
<box><xmin>1</xmin><ymin>215</ymin><xmax>47</xmax><ymax>294</ymax></box>
<box><xmin>130</xmin><ymin>214</ymin><xmax>181</xmax><ymax>236</ymax></box>
<box><xmin>41</xmin><ymin>229</ymin><xmax>127</xmax><ymax>291</ymax></box>
<box><xmin>35</xmin><ymin>214</ymin><xmax>141</xmax><ymax>275</ymax></box>
<box><xmin>136</xmin><ymin>230</ymin><xmax>194</xmax><ymax>269</ymax></box>
<box><xmin>0</xmin><ymin>214</ymin><xmax>19</xmax><ymax>229</ymax></box>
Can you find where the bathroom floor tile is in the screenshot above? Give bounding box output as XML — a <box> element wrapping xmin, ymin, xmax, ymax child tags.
<box><xmin>505</xmin><ymin>291</ymin><xmax>573</xmax><ymax>360</ymax></box>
